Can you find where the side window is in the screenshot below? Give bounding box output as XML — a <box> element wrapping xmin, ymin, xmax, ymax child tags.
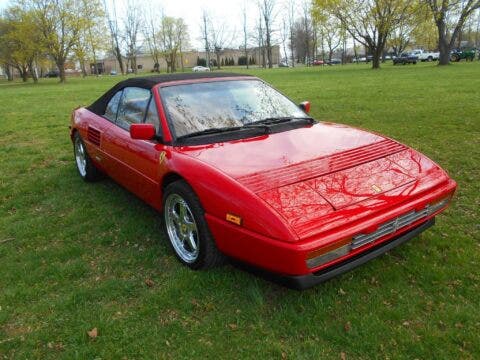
<box><xmin>104</xmin><ymin>90</ymin><xmax>123</xmax><ymax>121</ymax></box>
<box><xmin>116</xmin><ymin>87</ymin><xmax>151</xmax><ymax>130</ymax></box>
<box><xmin>144</xmin><ymin>98</ymin><xmax>161</xmax><ymax>136</ymax></box>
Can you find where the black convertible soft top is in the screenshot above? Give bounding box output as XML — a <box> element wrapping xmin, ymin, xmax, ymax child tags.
<box><xmin>87</xmin><ymin>72</ymin><xmax>254</xmax><ymax>116</ymax></box>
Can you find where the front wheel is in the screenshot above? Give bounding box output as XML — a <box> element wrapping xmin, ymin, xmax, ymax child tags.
<box><xmin>163</xmin><ymin>180</ymin><xmax>225</xmax><ymax>269</ymax></box>
<box><xmin>73</xmin><ymin>132</ymin><xmax>101</xmax><ymax>181</ymax></box>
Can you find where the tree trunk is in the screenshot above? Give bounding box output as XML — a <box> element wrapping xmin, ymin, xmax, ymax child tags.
<box><xmin>29</xmin><ymin>61</ymin><xmax>38</xmax><ymax>83</ymax></box>
<box><xmin>57</xmin><ymin>60</ymin><xmax>66</xmax><ymax>83</ymax></box>
<box><xmin>80</xmin><ymin>60</ymin><xmax>88</xmax><ymax>77</ymax></box>
<box><xmin>372</xmin><ymin>48</ymin><xmax>381</xmax><ymax>69</ymax></box>
<box><xmin>436</xmin><ymin>20</ymin><xmax>450</xmax><ymax>66</ymax></box>
<box><xmin>265</xmin><ymin>22</ymin><xmax>273</xmax><ymax>68</ymax></box>
<box><xmin>290</xmin><ymin>31</ymin><xmax>295</xmax><ymax>67</ymax></box>
<box><xmin>115</xmin><ymin>47</ymin><xmax>125</xmax><ymax>74</ymax></box>
<box><xmin>5</xmin><ymin>65</ymin><xmax>13</xmax><ymax>81</ymax></box>
<box><xmin>18</xmin><ymin>65</ymin><xmax>28</xmax><ymax>82</ymax></box>
<box><xmin>216</xmin><ymin>52</ymin><xmax>221</xmax><ymax>69</ymax></box>
<box><xmin>438</xmin><ymin>38</ymin><xmax>450</xmax><ymax>65</ymax></box>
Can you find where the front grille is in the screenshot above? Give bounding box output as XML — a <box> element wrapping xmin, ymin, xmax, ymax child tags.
<box><xmin>352</xmin><ymin>198</ymin><xmax>449</xmax><ymax>249</ymax></box>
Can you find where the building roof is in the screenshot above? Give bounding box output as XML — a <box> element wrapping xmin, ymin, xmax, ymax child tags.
<box><xmin>88</xmin><ymin>72</ymin><xmax>253</xmax><ymax>115</ymax></box>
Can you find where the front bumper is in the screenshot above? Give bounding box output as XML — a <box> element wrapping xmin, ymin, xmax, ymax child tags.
<box><xmin>273</xmin><ymin>218</ymin><xmax>435</xmax><ymax>289</ymax></box>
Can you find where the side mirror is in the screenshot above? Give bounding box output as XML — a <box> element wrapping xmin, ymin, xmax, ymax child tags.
<box><xmin>130</xmin><ymin>123</ymin><xmax>156</xmax><ymax>140</ymax></box>
<box><xmin>299</xmin><ymin>101</ymin><xmax>311</xmax><ymax>114</ymax></box>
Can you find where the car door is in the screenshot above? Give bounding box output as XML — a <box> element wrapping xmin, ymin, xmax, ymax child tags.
<box><xmin>101</xmin><ymin>87</ymin><xmax>164</xmax><ymax>208</ymax></box>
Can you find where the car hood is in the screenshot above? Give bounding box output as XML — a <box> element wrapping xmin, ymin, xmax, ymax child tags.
<box><xmin>178</xmin><ymin>122</ymin><xmax>447</xmax><ymax>237</ymax></box>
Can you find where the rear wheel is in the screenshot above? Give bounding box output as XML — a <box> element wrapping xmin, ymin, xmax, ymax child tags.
<box><xmin>427</xmin><ymin>56</ymin><xmax>433</xmax><ymax>62</ymax></box>
<box><xmin>73</xmin><ymin>132</ymin><xmax>101</xmax><ymax>182</ymax></box>
<box><xmin>163</xmin><ymin>180</ymin><xmax>224</xmax><ymax>269</ymax></box>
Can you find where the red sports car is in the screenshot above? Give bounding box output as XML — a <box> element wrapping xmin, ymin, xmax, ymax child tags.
<box><xmin>70</xmin><ymin>73</ymin><xmax>456</xmax><ymax>289</ymax></box>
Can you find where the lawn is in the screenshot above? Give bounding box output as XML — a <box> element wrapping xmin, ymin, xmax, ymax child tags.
<box><xmin>0</xmin><ymin>62</ymin><xmax>479</xmax><ymax>359</ymax></box>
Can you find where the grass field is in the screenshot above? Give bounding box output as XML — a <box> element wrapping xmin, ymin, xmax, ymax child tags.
<box><xmin>1</xmin><ymin>62</ymin><xmax>479</xmax><ymax>359</ymax></box>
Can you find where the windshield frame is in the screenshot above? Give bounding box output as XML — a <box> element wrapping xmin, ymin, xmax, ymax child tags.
<box><xmin>156</xmin><ymin>78</ymin><xmax>310</xmax><ymax>146</ymax></box>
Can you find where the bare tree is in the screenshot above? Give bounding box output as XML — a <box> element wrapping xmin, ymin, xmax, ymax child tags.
<box><xmin>104</xmin><ymin>0</ymin><xmax>125</xmax><ymax>75</ymax></box>
<box><xmin>286</xmin><ymin>0</ymin><xmax>296</xmax><ymax>66</ymax></box>
<box><xmin>243</xmin><ymin>4</ymin><xmax>250</xmax><ymax>68</ymax></box>
<box><xmin>259</xmin><ymin>0</ymin><xmax>276</xmax><ymax>68</ymax></box>
<box><xmin>143</xmin><ymin>6</ymin><xmax>162</xmax><ymax>72</ymax></box>
<box><xmin>124</xmin><ymin>0</ymin><xmax>141</xmax><ymax>74</ymax></box>
<box><xmin>210</xmin><ymin>19</ymin><xmax>232</xmax><ymax>69</ymax></box>
<box><xmin>201</xmin><ymin>10</ymin><xmax>211</xmax><ymax>67</ymax></box>
<box><xmin>301</xmin><ymin>0</ymin><xmax>313</xmax><ymax>64</ymax></box>
<box><xmin>424</xmin><ymin>0</ymin><xmax>480</xmax><ymax>65</ymax></box>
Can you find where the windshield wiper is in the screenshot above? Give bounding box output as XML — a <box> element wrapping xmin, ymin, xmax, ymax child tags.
<box><xmin>177</xmin><ymin>123</ymin><xmax>271</xmax><ymax>139</ymax></box>
<box><xmin>250</xmin><ymin>116</ymin><xmax>315</xmax><ymax>125</ymax></box>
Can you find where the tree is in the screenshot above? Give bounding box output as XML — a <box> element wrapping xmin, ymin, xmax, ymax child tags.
<box><xmin>424</xmin><ymin>0</ymin><xmax>480</xmax><ymax>65</ymax></box>
<box><xmin>201</xmin><ymin>11</ymin><xmax>211</xmax><ymax>68</ymax></box>
<box><xmin>27</xmin><ymin>0</ymin><xmax>86</xmax><ymax>83</ymax></box>
<box><xmin>0</xmin><ymin>7</ymin><xmax>44</xmax><ymax>82</ymax></box>
<box><xmin>124</xmin><ymin>0</ymin><xmax>141</xmax><ymax>74</ymax></box>
<box><xmin>74</xmin><ymin>0</ymin><xmax>106</xmax><ymax>76</ymax></box>
<box><xmin>388</xmin><ymin>3</ymin><xmax>436</xmax><ymax>56</ymax></box>
<box><xmin>159</xmin><ymin>16</ymin><xmax>189</xmax><ymax>73</ymax></box>
<box><xmin>242</xmin><ymin>4</ymin><xmax>250</xmax><ymax>69</ymax></box>
<box><xmin>286</xmin><ymin>0</ymin><xmax>297</xmax><ymax>66</ymax></box>
<box><xmin>315</xmin><ymin>0</ymin><xmax>415</xmax><ymax>69</ymax></box>
<box><xmin>104</xmin><ymin>0</ymin><xmax>124</xmax><ymax>75</ymax></box>
<box><xmin>143</xmin><ymin>6</ymin><xmax>162</xmax><ymax>72</ymax></box>
<box><xmin>209</xmin><ymin>19</ymin><xmax>232</xmax><ymax>70</ymax></box>
<box><xmin>315</xmin><ymin>10</ymin><xmax>341</xmax><ymax>61</ymax></box>
<box><xmin>259</xmin><ymin>0</ymin><xmax>276</xmax><ymax>68</ymax></box>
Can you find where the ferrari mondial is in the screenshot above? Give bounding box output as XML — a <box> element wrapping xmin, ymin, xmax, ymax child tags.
<box><xmin>70</xmin><ymin>73</ymin><xmax>456</xmax><ymax>289</ymax></box>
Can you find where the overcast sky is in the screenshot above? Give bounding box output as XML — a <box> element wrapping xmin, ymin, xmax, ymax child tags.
<box><xmin>0</xmin><ymin>0</ymin><xmax>278</xmax><ymax>50</ymax></box>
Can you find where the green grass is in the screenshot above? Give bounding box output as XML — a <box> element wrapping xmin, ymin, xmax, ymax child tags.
<box><xmin>0</xmin><ymin>62</ymin><xmax>479</xmax><ymax>359</ymax></box>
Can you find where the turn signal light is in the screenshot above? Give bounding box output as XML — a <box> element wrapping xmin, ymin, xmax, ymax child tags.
<box><xmin>306</xmin><ymin>237</ymin><xmax>351</xmax><ymax>269</ymax></box>
<box><xmin>226</xmin><ymin>213</ymin><xmax>242</xmax><ymax>226</ymax></box>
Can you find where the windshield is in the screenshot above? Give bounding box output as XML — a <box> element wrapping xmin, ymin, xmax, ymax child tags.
<box><xmin>160</xmin><ymin>80</ymin><xmax>307</xmax><ymax>138</ymax></box>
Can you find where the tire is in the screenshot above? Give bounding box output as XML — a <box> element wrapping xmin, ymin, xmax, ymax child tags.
<box><xmin>428</xmin><ymin>56</ymin><xmax>433</xmax><ymax>62</ymax></box>
<box><xmin>413</xmin><ymin>61</ymin><xmax>417</xmax><ymax>65</ymax></box>
<box><xmin>163</xmin><ymin>180</ymin><xmax>225</xmax><ymax>269</ymax></box>
<box><xmin>73</xmin><ymin>132</ymin><xmax>102</xmax><ymax>182</ymax></box>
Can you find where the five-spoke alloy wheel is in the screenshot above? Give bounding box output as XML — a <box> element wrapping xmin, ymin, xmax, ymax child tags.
<box><xmin>163</xmin><ymin>180</ymin><xmax>224</xmax><ymax>269</ymax></box>
<box><xmin>165</xmin><ymin>193</ymin><xmax>200</xmax><ymax>263</ymax></box>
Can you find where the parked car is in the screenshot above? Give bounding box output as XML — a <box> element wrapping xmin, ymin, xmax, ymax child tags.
<box><xmin>326</xmin><ymin>58</ymin><xmax>341</xmax><ymax>65</ymax></box>
<box><xmin>70</xmin><ymin>72</ymin><xmax>456</xmax><ymax>289</ymax></box>
<box><xmin>312</xmin><ymin>59</ymin><xmax>325</xmax><ymax>66</ymax></box>
<box><xmin>192</xmin><ymin>66</ymin><xmax>210</xmax><ymax>72</ymax></box>
<box><xmin>278</xmin><ymin>61</ymin><xmax>290</xmax><ymax>67</ymax></box>
<box><xmin>352</xmin><ymin>57</ymin><xmax>367</xmax><ymax>63</ymax></box>
<box><xmin>393</xmin><ymin>52</ymin><xmax>418</xmax><ymax>65</ymax></box>
<box><xmin>450</xmin><ymin>48</ymin><xmax>476</xmax><ymax>62</ymax></box>
<box><xmin>44</xmin><ymin>70</ymin><xmax>59</xmax><ymax>78</ymax></box>
<box><xmin>110</xmin><ymin>70</ymin><xmax>117</xmax><ymax>76</ymax></box>
<box><xmin>411</xmin><ymin>49</ymin><xmax>439</xmax><ymax>62</ymax></box>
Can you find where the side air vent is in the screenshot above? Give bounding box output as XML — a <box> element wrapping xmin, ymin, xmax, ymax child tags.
<box><xmin>87</xmin><ymin>127</ymin><xmax>101</xmax><ymax>146</ymax></box>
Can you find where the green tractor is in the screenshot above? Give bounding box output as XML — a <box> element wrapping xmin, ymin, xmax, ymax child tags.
<box><xmin>450</xmin><ymin>48</ymin><xmax>476</xmax><ymax>62</ymax></box>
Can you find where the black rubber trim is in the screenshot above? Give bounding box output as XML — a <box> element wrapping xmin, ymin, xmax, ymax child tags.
<box><xmin>235</xmin><ymin>218</ymin><xmax>435</xmax><ymax>290</ymax></box>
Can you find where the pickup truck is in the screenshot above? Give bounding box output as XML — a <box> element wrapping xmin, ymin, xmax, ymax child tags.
<box><xmin>411</xmin><ymin>49</ymin><xmax>439</xmax><ymax>62</ymax></box>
